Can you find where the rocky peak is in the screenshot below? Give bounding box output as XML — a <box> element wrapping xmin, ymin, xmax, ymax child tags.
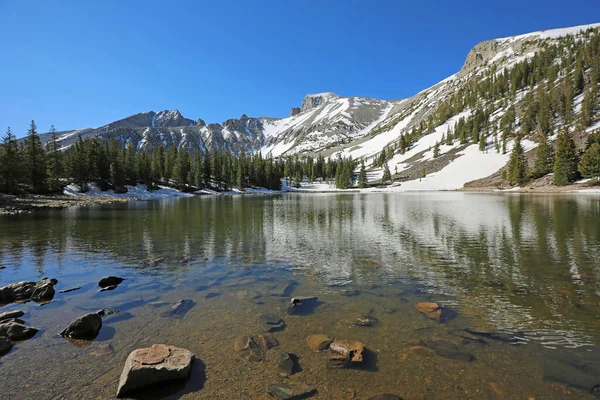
<box><xmin>300</xmin><ymin>92</ymin><xmax>340</xmax><ymax>113</ymax></box>
<box><xmin>152</xmin><ymin>110</ymin><xmax>195</xmax><ymax>128</ymax></box>
<box><xmin>289</xmin><ymin>107</ymin><xmax>301</xmax><ymax>117</ymax></box>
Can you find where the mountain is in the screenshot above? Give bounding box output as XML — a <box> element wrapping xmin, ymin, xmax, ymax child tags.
<box><xmin>38</xmin><ymin>22</ymin><xmax>600</xmax><ymax>189</ymax></box>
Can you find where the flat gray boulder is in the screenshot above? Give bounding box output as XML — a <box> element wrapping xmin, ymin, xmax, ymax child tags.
<box><xmin>116</xmin><ymin>344</ymin><xmax>195</xmax><ymax>397</ymax></box>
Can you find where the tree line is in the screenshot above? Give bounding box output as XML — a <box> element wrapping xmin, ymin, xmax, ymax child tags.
<box><xmin>0</xmin><ymin>122</ymin><xmax>368</xmax><ymax>194</ymax></box>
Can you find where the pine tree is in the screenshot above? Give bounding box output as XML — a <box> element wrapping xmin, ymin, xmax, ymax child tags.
<box><xmin>581</xmin><ymin>85</ymin><xmax>597</xmax><ymax>129</ymax></box>
<box><xmin>46</xmin><ymin>125</ymin><xmax>63</xmax><ymax>192</ymax></box>
<box><xmin>478</xmin><ymin>132</ymin><xmax>486</xmax><ymax>152</ymax></box>
<box><xmin>174</xmin><ymin>148</ymin><xmax>191</xmax><ymax>190</ymax></box>
<box><xmin>433</xmin><ymin>141</ymin><xmax>441</xmax><ymax>158</ymax></box>
<box><xmin>578</xmin><ymin>142</ymin><xmax>600</xmax><ymax>182</ymax></box>
<box><xmin>193</xmin><ymin>152</ymin><xmax>204</xmax><ymax>189</ymax></box>
<box><xmin>24</xmin><ymin>120</ymin><xmax>47</xmax><ymax>193</ymax></box>
<box><xmin>68</xmin><ymin>134</ymin><xmax>90</xmax><ymax>191</ymax></box>
<box><xmin>358</xmin><ymin>160</ymin><xmax>367</xmax><ymax>188</ymax></box>
<box><xmin>0</xmin><ymin>127</ymin><xmax>21</xmax><ymax>194</ymax></box>
<box><xmin>553</xmin><ymin>128</ymin><xmax>579</xmax><ymax>185</ymax></box>
<box><xmin>381</xmin><ymin>161</ymin><xmax>391</xmax><ymax>184</ymax></box>
<box><xmin>532</xmin><ymin>129</ymin><xmax>554</xmax><ymax>178</ymax></box>
<box><xmin>508</xmin><ymin>137</ymin><xmax>528</xmax><ymax>186</ymax></box>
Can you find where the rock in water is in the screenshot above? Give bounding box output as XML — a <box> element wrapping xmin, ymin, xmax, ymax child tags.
<box><xmin>0</xmin><ymin>278</ymin><xmax>57</xmax><ymax>304</ymax></box>
<box><xmin>267</xmin><ymin>381</ymin><xmax>316</xmax><ymax>400</ymax></box>
<box><xmin>58</xmin><ymin>287</ymin><xmax>81</xmax><ymax>294</ymax></box>
<box><xmin>328</xmin><ymin>340</ymin><xmax>365</xmax><ymax>368</ymax></box>
<box><xmin>352</xmin><ymin>315</ymin><xmax>379</xmax><ymax>327</ymax></box>
<box><xmin>161</xmin><ymin>299</ymin><xmax>195</xmax><ymax>318</ymax></box>
<box><xmin>464</xmin><ymin>328</ymin><xmax>524</xmax><ymax>343</ymax></box>
<box><xmin>367</xmin><ymin>395</ymin><xmax>403</xmax><ymax>400</ymax></box>
<box><xmin>414</xmin><ymin>302</ymin><xmax>457</xmax><ymax>323</ymax></box>
<box><xmin>287</xmin><ymin>296</ymin><xmax>318</xmax><ymax>315</ymax></box>
<box><xmin>0</xmin><ymin>321</ymin><xmax>38</xmax><ymax>340</ymax></box>
<box><xmin>257</xmin><ymin>333</ymin><xmax>279</xmax><ymax>349</ymax></box>
<box><xmin>277</xmin><ymin>352</ymin><xmax>296</xmax><ymax>377</ymax></box>
<box><xmin>98</xmin><ymin>276</ymin><xmax>125</xmax><ymax>289</ymax></box>
<box><xmin>60</xmin><ymin>312</ymin><xmax>102</xmax><ymax>339</ymax></box>
<box><xmin>0</xmin><ymin>336</ymin><xmax>13</xmax><ymax>356</ymax></box>
<box><xmin>234</xmin><ymin>336</ymin><xmax>266</xmax><ymax>361</ymax></box>
<box><xmin>306</xmin><ymin>334</ymin><xmax>332</xmax><ymax>352</ymax></box>
<box><xmin>0</xmin><ymin>310</ymin><xmax>25</xmax><ymax>322</ymax></box>
<box><xmin>116</xmin><ymin>344</ymin><xmax>195</xmax><ymax>398</ymax></box>
<box><xmin>258</xmin><ymin>313</ymin><xmax>285</xmax><ymax>332</ymax></box>
<box><xmin>420</xmin><ymin>340</ymin><xmax>475</xmax><ymax>362</ymax></box>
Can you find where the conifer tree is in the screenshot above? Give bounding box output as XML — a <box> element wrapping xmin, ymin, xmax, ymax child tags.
<box><xmin>532</xmin><ymin>129</ymin><xmax>554</xmax><ymax>178</ymax></box>
<box><xmin>174</xmin><ymin>148</ymin><xmax>191</xmax><ymax>190</ymax></box>
<box><xmin>24</xmin><ymin>120</ymin><xmax>47</xmax><ymax>193</ymax></box>
<box><xmin>358</xmin><ymin>160</ymin><xmax>367</xmax><ymax>188</ymax></box>
<box><xmin>381</xmin><ymin>161</ymin><xmax>391</xmax><ymax>184</ymax></box>
<box><xmin>193</xmin><ymin>152</ymin><xmax>204</xmax><ymax>189</ymax></box>
<box><xmin>578</xmin><ymin>142</ymin><xmax>600</xmax><ymax>182</ymax></box>
<box><xmin>478</xmin><ymin>132</ymin><xmax>486</xmax><ymax>152</ymax></box>
<box><xmin>0</xmin><ymin>127</ymin><xmax>21</xmax><ymax>194</ymax></box>
<box><xmin>553</xmin><ymin>128</ymin><xmax>579</xmax><ymax>185</ymax></box>
<box><xmin>46</xmin><ymin>125</ymin><xmax>63</xmax><ymax>192</ymax></box>
<box><xmin>433</xmin><ymin>141</ymin><xmax>441</xmax><ymax>157</ymax></box>
<box><xmin>508</xmin><ymin>137</ymin><xmax>528</xmax><ymax>186</ymax></box>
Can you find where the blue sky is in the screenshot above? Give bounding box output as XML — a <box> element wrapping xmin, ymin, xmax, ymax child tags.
<box><xmin>1</xmin><ymin>0</ymin><xmax>599</xmax><ymax>137</ymax></box>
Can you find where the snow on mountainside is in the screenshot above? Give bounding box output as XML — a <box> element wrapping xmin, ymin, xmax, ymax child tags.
<box><xmin>38</xmin><ymin>22</ymin><xmax>600</xmax><ymax>190</ymax></box>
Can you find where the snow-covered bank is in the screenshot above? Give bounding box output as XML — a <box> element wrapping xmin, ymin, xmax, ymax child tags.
<box><xmin>64</xmin><ymin>183</ymin><xmax>193</xmax><ymax>199</ymax></box>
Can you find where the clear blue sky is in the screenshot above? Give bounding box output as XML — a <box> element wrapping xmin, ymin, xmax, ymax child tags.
<box><xmin>1</xmin><ymin>0</ymin><xmax>599</xmax><ymax>137</ymax></box>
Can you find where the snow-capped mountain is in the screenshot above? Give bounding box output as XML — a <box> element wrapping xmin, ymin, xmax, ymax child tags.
<box><xmin>39</xmin><ymin>22</ymin><xmax>600</xmax><ymax>189</ymax></box>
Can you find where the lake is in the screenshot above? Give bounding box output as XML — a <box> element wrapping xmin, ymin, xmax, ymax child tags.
<box><xmin>1</xmin><ymin>192</ymin><xmax>599</xmax><ymax>399</ymax></box>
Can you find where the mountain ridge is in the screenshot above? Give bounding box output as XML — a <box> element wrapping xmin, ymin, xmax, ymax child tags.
<box><xmin>34</xmin><ymin>21</ymin><xmax>600</xmax><ymax>190</ymax></box>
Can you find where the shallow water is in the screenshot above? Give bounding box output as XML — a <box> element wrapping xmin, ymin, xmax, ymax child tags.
<box><xmin>1</xmin><ymin>192</ymin><xmax>600</xmax><ymax>399</ymax></box>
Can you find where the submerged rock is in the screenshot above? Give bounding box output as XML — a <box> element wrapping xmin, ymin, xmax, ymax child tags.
<box><xmin>205</xmin><ymin>289</ymin><xmax>221</xmax><ymax>299</ymax></box>
<box><xmin>116</xmin><ymin>344</ymin><xmax>195</xmax><ymax>398</ymax></box>
<box><xmin>234</xmin><ymin>335</ymin><xmax>266</xmax><ymax>361</ymax></box>
<box><xmin>464</xmin><ymin>328</ymin><xmax>524</xmax><ymax>343</ymax></box>
<box><xmin>0</xmin><ymin>310</ymin><xmax>25</xmax><ymax>322</ymax></box>
<box><xmin>269</xmin><ymin>281</ymin><xmax>298</xmax><ymax>297</ymax></box>
<box><xmin>224</xmin><ymin>276</ymin><xmax>257</xmax><ymax>287</ymax></box>
<box><xmin>306</xmin><ymin>334</ymin><xmax>332</xmax><ymax>352</ymax></box>
<box><xmin>161</xmin><ymin>299</ymin><xmax>195</xmax><ymax>318</ymax></box>
<box><xmin>277</xmin><ymin>351</ymin><xmax>296</xmax><ymax>377</ymax></box>
<box><xmin>352</xmin><ymin>315</ymin><xmax>379</xmax><ymax>327</ymax></box>
<box><xmin>98</xmin><ymin>276</ymin><xmax>125</xmax><ymax>289</ymax></box>
<box><xmin>258</xmin><ymin>313</ymin><xmax>285</xmax><ymax>332</ymax></box>
<box><xmin>367</xmin><ymin>395</ymin><xmax>403</xmax><ymax>400</ymax></box>
<box><xmin>0</xmin><ymin>321</ymin><xmax>38</xmax><ymax>341</ymax></box>
<box><xmin>420</xmin><ymin>340</ymin><xmax>475</xmax><ymax>362</ymax></box>
<box><xmin>414</xmin><ymin>302</ymin><xmax>457</xmax><ymax>323</ymax></box>
<box><xmin>341</xmin><ymin>288</ymin><xmax>360</xmax><ymax>297</ymax></box>
<box><xmin>287</xmin><ymin>296</ymin><xmax>318</xmax><ymax>315</ymax></box>
<box><xmin>267</xmin><ymin>381</ymin><xmax>316</xmax><ymax>400</ymax></box>
<box><xmin>91</xmin><ymin>343</ymin><xmax>116</xmax><ymax>357</ymax></box>
<box><xmin>60</xmin><ymin>312</ymin><xmax>102</xmax><ymax>339</ymax></box>
<box><xmin>0</xmin><ymin>336</ymin><xmax>13</xmax><ymax>356</ymax></box>
<box><xmin>0</xmin><ymin>278</ymin><xmax>57</xmax><ymax>304</ymax></box>
<box><xmin>258</xmin><ymin>333</ymin><xmax>280</xmax><ymax>349</ymax></box>
<box><xmin>541</xmin><ymin>349</ymin><xmax>600</xmax><ymax>393</ymax></box>
<box><xmin>328</xmin><ymin>340</ymin><xmax>365</xmax><ymax>368</ymax></box>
